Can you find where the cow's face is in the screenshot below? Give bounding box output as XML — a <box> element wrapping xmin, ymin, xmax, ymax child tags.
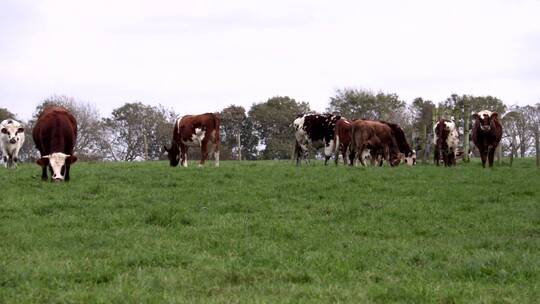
<box><xmin>1</xmin><ymin>124</ymin><xmax>24</xmax><ymax>144</ymax></box>
<box><xmin>403</xmin><ymin>150</ymin><xmax>416</xmax><ymax>166</ymax></box>
<box><xmin>164</xmin><ymin>144</ymin><xmax>180</xmax><ymax>167</ymax></box>
<box><xmin>473</xmin><ymin>111</ymin><xmax>498</xmax><ymax>132</ymax></box>
<box><xmin>37</xmin><ymin>152</ymin><xmax>77</xmax><ymax>181</ymax></box>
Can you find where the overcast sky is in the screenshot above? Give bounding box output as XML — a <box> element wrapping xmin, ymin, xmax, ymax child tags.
<box><xmin>1</xmin><ymin>0</ymin><xmax>539</xmax><ymax>120</ymax></box>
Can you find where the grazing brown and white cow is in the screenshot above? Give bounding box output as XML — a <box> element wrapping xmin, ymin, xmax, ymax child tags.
<box><xmin>472</xmin><ymin>110</ymin><xmax>502</xmax><ymax>168</ymax></box>
<box><xmin>293</xmin><ymin>113</ymin><xmax>341</xmax><ymax>165</ymax></box>
<box><xmin>350</xmin><ymin>120</ymin><xmax>401</xmax><ymax>167</ymax></box>
<box><xmin>433</xmin><ymin>119</ymin><xmax>459</xmax><ymax>166</ymax></box>
<box><xmin>164</xmin><ymin>113</ymin><xmax>220</xmax><ymax>167</ymax></box>
<box><xmin>1</xmin><ymin>119</ymin><xmax>25</xmax><ymax>168</ymax></box>
<box><xmin>33</xmin><ymin>107</ymin><xmax>78</xmax><ymax>181</ymax></box>
<box><xmin>334</xmin><ymin>118</ymin><xmax>353</xmax><ymax>165</ymax></box>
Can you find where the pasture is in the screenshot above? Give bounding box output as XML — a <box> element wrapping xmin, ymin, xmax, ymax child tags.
<box><xmin>1</xmin><ymin>160</ymin><xmax>539</xmax><ymax>303</ymax></box>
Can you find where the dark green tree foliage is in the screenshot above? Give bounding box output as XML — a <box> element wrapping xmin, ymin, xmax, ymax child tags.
<box><xmin>103</xmin><ymin>102</ymin><xmax>175</xmax><ymax>161</ymax></box>
<box><xmin>249</xmin><ymin>96</ymin><xmax>310</xmax><ymax>159</ymax></box>
<box><xmin>0</xmin><ymin>108</ymin><xmax>16</xmax><ymax>121</ymax></box>
<box><xmin>240</xmin><ymin>117</ymin><xmax>259</xmax><ymax>160</ymax></box>
<box><xmin>326</xmin><ymin>88</ymin><xmax>405</xmax><ymax>120</ymax></box>
<box><xmin>221</xmin><ymin>105</ymin><xmax>247</xmax><ymax>160</ymax></box>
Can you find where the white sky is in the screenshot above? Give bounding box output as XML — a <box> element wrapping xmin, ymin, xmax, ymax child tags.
<box><xmin>1</xmin><ymin>0</ymin><xmax>540</xmax><ymax>120</ymax></box>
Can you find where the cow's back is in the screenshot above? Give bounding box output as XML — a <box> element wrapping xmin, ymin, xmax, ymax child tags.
<box><xmin>33</xmin><ymin>107</ymin><xmax>77</xmax><ymax>155</ymax></box>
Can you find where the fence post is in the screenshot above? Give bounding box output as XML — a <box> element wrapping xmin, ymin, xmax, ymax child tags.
<box><xmin>237</xmin><ymin>133</ymin><xmax>242</xmax><ymax>161</ymax></box>
<box><xmin>422</xmin><ymin>124</ymin><xmax>427</xmax><ymax>164</ymax></box>
<box><xmin>463</xmin><ymin>105</ymin><xmax>470</xmax><ymax>163</ymax></box>
<box><xmin>534</xmin><ymin>126</ymin><xmax>540</xmax><ymax>168</ymax></box>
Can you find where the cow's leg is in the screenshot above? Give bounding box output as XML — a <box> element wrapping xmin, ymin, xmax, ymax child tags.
<box><xmin>211</xmin><ymin>141</ymin><xmax>220</xmax><ymax>167</ymax></box>
<box><xmin>65</xmin><ymin>164</ymin><xmax>71</xmax><ymax>181</ymax></box>
<box><xmin>41</xmin><ymin>165</ymin><xmax>48</xmax><ymax>181</ymax></box>
<box><xmin>334</xmin><ymin>144</ymin><xmax>341</xmax><ymax>166</ymax></box>
<box><xmin>323</xmin><ymin>139</ymin><xmax>334</xmax><ymax>166</ymax></box>
<box><xmin>7</xmin><ymin>153</ymin><xmax>14</xmax><ymax>169</ymax></box>
<box><xmin>479</xmin><ymin>147</ymin><xmax>487</xmax><ymax>168</ymax></box>
<box><xmin>180</xmin><ymin>145</ymin><xmax>188</xmax><ymax>167</ymax></box>
<box><xmin>294</xmin><ymin>142</ymin><xmax>301</xmax><ymax>166</ymax></box>
<box><xmin>13</xmin><ymin>145</ymin><xmax>22</xmax><ymax>169</ymax></box>
<box><xmin>434</xmin><ymin>148</ymin><xmax>440</xmax><ymax>166</ymax></box>
<box><xmin>2</xmin><ymin>155</ymin><xmax>7</xmax><ymax>168</ymax></box>
<box><xmin>199</xmin><ymin>140</ymin><xmax>209</xmax><ymax>167</ymax></box>
<box><xmin>348</xmin><ymin>148</ymin><xmax>356</xmax><ymax>167</ymax></box>
<box><xmin>488</xmin><ymin>146</ymin><xmax>496</xmax><ymax>167</ymax></box>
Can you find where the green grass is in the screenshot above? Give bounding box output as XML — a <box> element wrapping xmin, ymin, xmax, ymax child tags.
<box><xmin>1</xmin><ymin>159</ymin><xmax>539</xmax><ymax>303</ymax></box>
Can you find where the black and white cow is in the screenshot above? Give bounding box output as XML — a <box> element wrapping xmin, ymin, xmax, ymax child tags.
<box><xmin>293</xmin><ymin>113</ymin><xmax>341</xmax><ymax>165</ymax></box>
<box><xmin>1</xmin><ymin>119</ymin><xmax>25</xmax><ymax>168</ymax></box>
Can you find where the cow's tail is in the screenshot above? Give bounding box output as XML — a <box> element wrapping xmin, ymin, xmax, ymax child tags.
<box><xmin>212</xmin><ymin>113</ymin><xmax>221</xmax><ymax>148</ymax></box>
<box><xmin>334</xmin><ymin>128</ymin><xmax>341</xmax><ymax>154</ymax></box>
<box><xmin>349</xmin><ymin>124</ymin><xmax>357</xmax><ymax>165</ymax></box>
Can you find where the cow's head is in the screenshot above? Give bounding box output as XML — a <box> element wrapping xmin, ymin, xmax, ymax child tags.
<box><xmin>292</xmin><ymin>114</ymin><xmax>306</xmax><ymax>131</ymax></box>
<box><xmin>473</xmin><ymin>110</ymin><xmax>498</xmax><ymax>132</ymax></box>
<box><xmin>36</xmin><ymin>152</ymin><xmax>77</xmax><ymax>181</ymax></box>
<box><xmin>163</xmin><ymin>144</ymin><xmax>180</xmax><ymax>167</ymax></box>
<box><xmin>1</xmin><ymin>122</ymin><xmax>24</xmax><ymax>145</ymax></box>
<box><xmin>403</xmin><ymin>150</ymin><xmax>416</xmax><ymax>166</ymax></box>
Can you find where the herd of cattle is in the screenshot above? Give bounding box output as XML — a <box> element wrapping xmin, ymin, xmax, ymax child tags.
<box><xmin>0</xmin><ymin>106</ymin><xmax>503</xmax><ymax>181</ymax></box>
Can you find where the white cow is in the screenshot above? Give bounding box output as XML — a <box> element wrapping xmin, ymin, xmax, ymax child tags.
<box><xmin>433</xmin><ymin>119</ymin><xmax>459</xmax><ymax>166</ymax></box>
<box><xmin>1</xmin><ymin>119</ymin><xmax>25</xmax><ymax>168</ymax></box>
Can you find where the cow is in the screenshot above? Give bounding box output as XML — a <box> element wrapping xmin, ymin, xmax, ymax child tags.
<box><xmin>1</xmin><ymin>119</ymin><xmax>25</xmax><ymax>168</ymax></box>
<box><xmin>472</xmin><ymin>110</ymin><xmax>502</xmax><ymax>168</ymax></box>
<box><xmin>334</xmin><ymin>118</ymin><xmax>354</xmax><ymax>165</ymax></box>
<box><xmin>164</xmin><ymin>113</ymin><xmax>220</xmax><ymax>167</ymax></box>
<box><xmin>33</xmin><ymin>106</ymin><xmax>78</xmax><ymax>181</ymax></box>
<box><xmin>293</xmin><ymin>113</ymin><xmax>341</xmax><ymax>165</ymax></box>
<box><xmin>382</xmin><ymin>121</ymin><xmax>416</xmax><ymax>166</ymax></box>
<box><xmin>349</xmin><ymin>119</ymin><xmax>401</xmax><ymax>167</ymax></box>
<box><xmin>433</xmin><ymin>119</ymin><xmax>459</xmax><ymax>166</ymax></box>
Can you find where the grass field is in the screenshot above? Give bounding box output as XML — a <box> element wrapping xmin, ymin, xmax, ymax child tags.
<box><xmin>1</xmin><ymin>159</ymin><xmax>539</xmax><ymax>303</ymax></box>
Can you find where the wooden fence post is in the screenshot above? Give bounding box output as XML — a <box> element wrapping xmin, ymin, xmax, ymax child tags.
<box><xmin>422</xmin><ymin>124</ymin><xmax>427</xmax><ymax>164</ymax></box>
<box><xmin>463</xmin><ymin>105</ymin><xmax>470</xmax><ymax>163</ymax></box>
<box><xmin>237</xmin><ymin>133</ymin><xmax>242</xmax><ymax>161</ymax></box>
<box><xmin>534</xmin><ymin>126</ymin><xmax>540</xmax><ymax>168</ymax></box>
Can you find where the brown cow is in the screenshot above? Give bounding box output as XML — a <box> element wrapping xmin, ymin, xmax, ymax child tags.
<box><xmin>334</xmin><ymin>118</ymin><xmax>353</xmax><ymax>165</ymax></box>
<box><xmin>164</xmin><ymin>113</ymin><xmax>220</xmax><ymax>167</ymax></box>
<box><xmin>33</xmin><ymin>106</ymin><xmax>78</xmax><ymax>181</ymax></box>
<box><xmin>472</xmin><ymin>110</ymin><xmax>502</xmax><ymax>168</ymax></box>
<box><xmin>382</xmin><ymin>121</ymin><xmax>416</xmax><ymax>166</ymax></box>
<box><xmin>349</xmin><ymin>120</ymin><xmax>401</xmax><ymax>167</ymax></box>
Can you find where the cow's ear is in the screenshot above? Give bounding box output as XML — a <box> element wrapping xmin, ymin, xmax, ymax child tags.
<box><xmin>36</xmin><ymin>158</ymin><xmax>49</xmax><ymax>166</ymax></box>
<box><xmin>17</xmin><ymin>127</ymin><xmax>24</xmax><ymax>133</ymax></box>
<box><xmin>1</xmin><ymin>128</ymin><xmax>6</xmax><ymax>134</ymax></box>
<box><xmin>163</xmin><ymin>145</ymin><xmax>169</xmax><ymax>153</ymax></box>
<box><xmin>491</xmin><ymin>112</ymin><xmax>498</xmax><ymax>119</ymax></box>
<box><xmin>68</xmin><ymin>155</ymin><xmax>78</xmax><ymax>164</ymax></box>
<box><xmin>472</xmin><ymin>113</ymin><xmax>479</xmax><ymax>120</ymax></box>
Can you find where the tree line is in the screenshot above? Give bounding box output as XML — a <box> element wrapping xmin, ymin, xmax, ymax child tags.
<box><xmin>1</xmin><ymin>89</ymin><xmax>539</xmax><ymax>163</ymax></box>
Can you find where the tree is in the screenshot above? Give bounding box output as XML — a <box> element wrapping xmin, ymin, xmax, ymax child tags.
<box><xmin>240</xmin><ymin>117</ymin><xmax>259</xmax><ymax>160</ymax></box>
<box><xmin>326</xmin><ymin>88</ymin><xmax>406</xmax><ymax>120</ymax></box>
<box><xmin>102</xmin><ymin>102</ymin><xmax>175</xmax><ymax>161</ymax></box>
<box><xmin>0</xmin><ymin>108</ymin><xmax>16</xmax><ymax>121</ymax></box>
<box><xmin>221</xmin><ymin>105</ymin><xmax>247</xmax><ymax>160</ymax></box>
<box><xmin>249</xmin><ymin>96</ymin><xmax>310</xmax><ymax>159</ymax></box>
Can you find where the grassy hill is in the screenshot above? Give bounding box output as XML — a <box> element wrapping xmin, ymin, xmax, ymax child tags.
<box><xmin>1</xmin><ymin>160</ymin><xmax>539</xmax><ymax>303</ymax></box>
